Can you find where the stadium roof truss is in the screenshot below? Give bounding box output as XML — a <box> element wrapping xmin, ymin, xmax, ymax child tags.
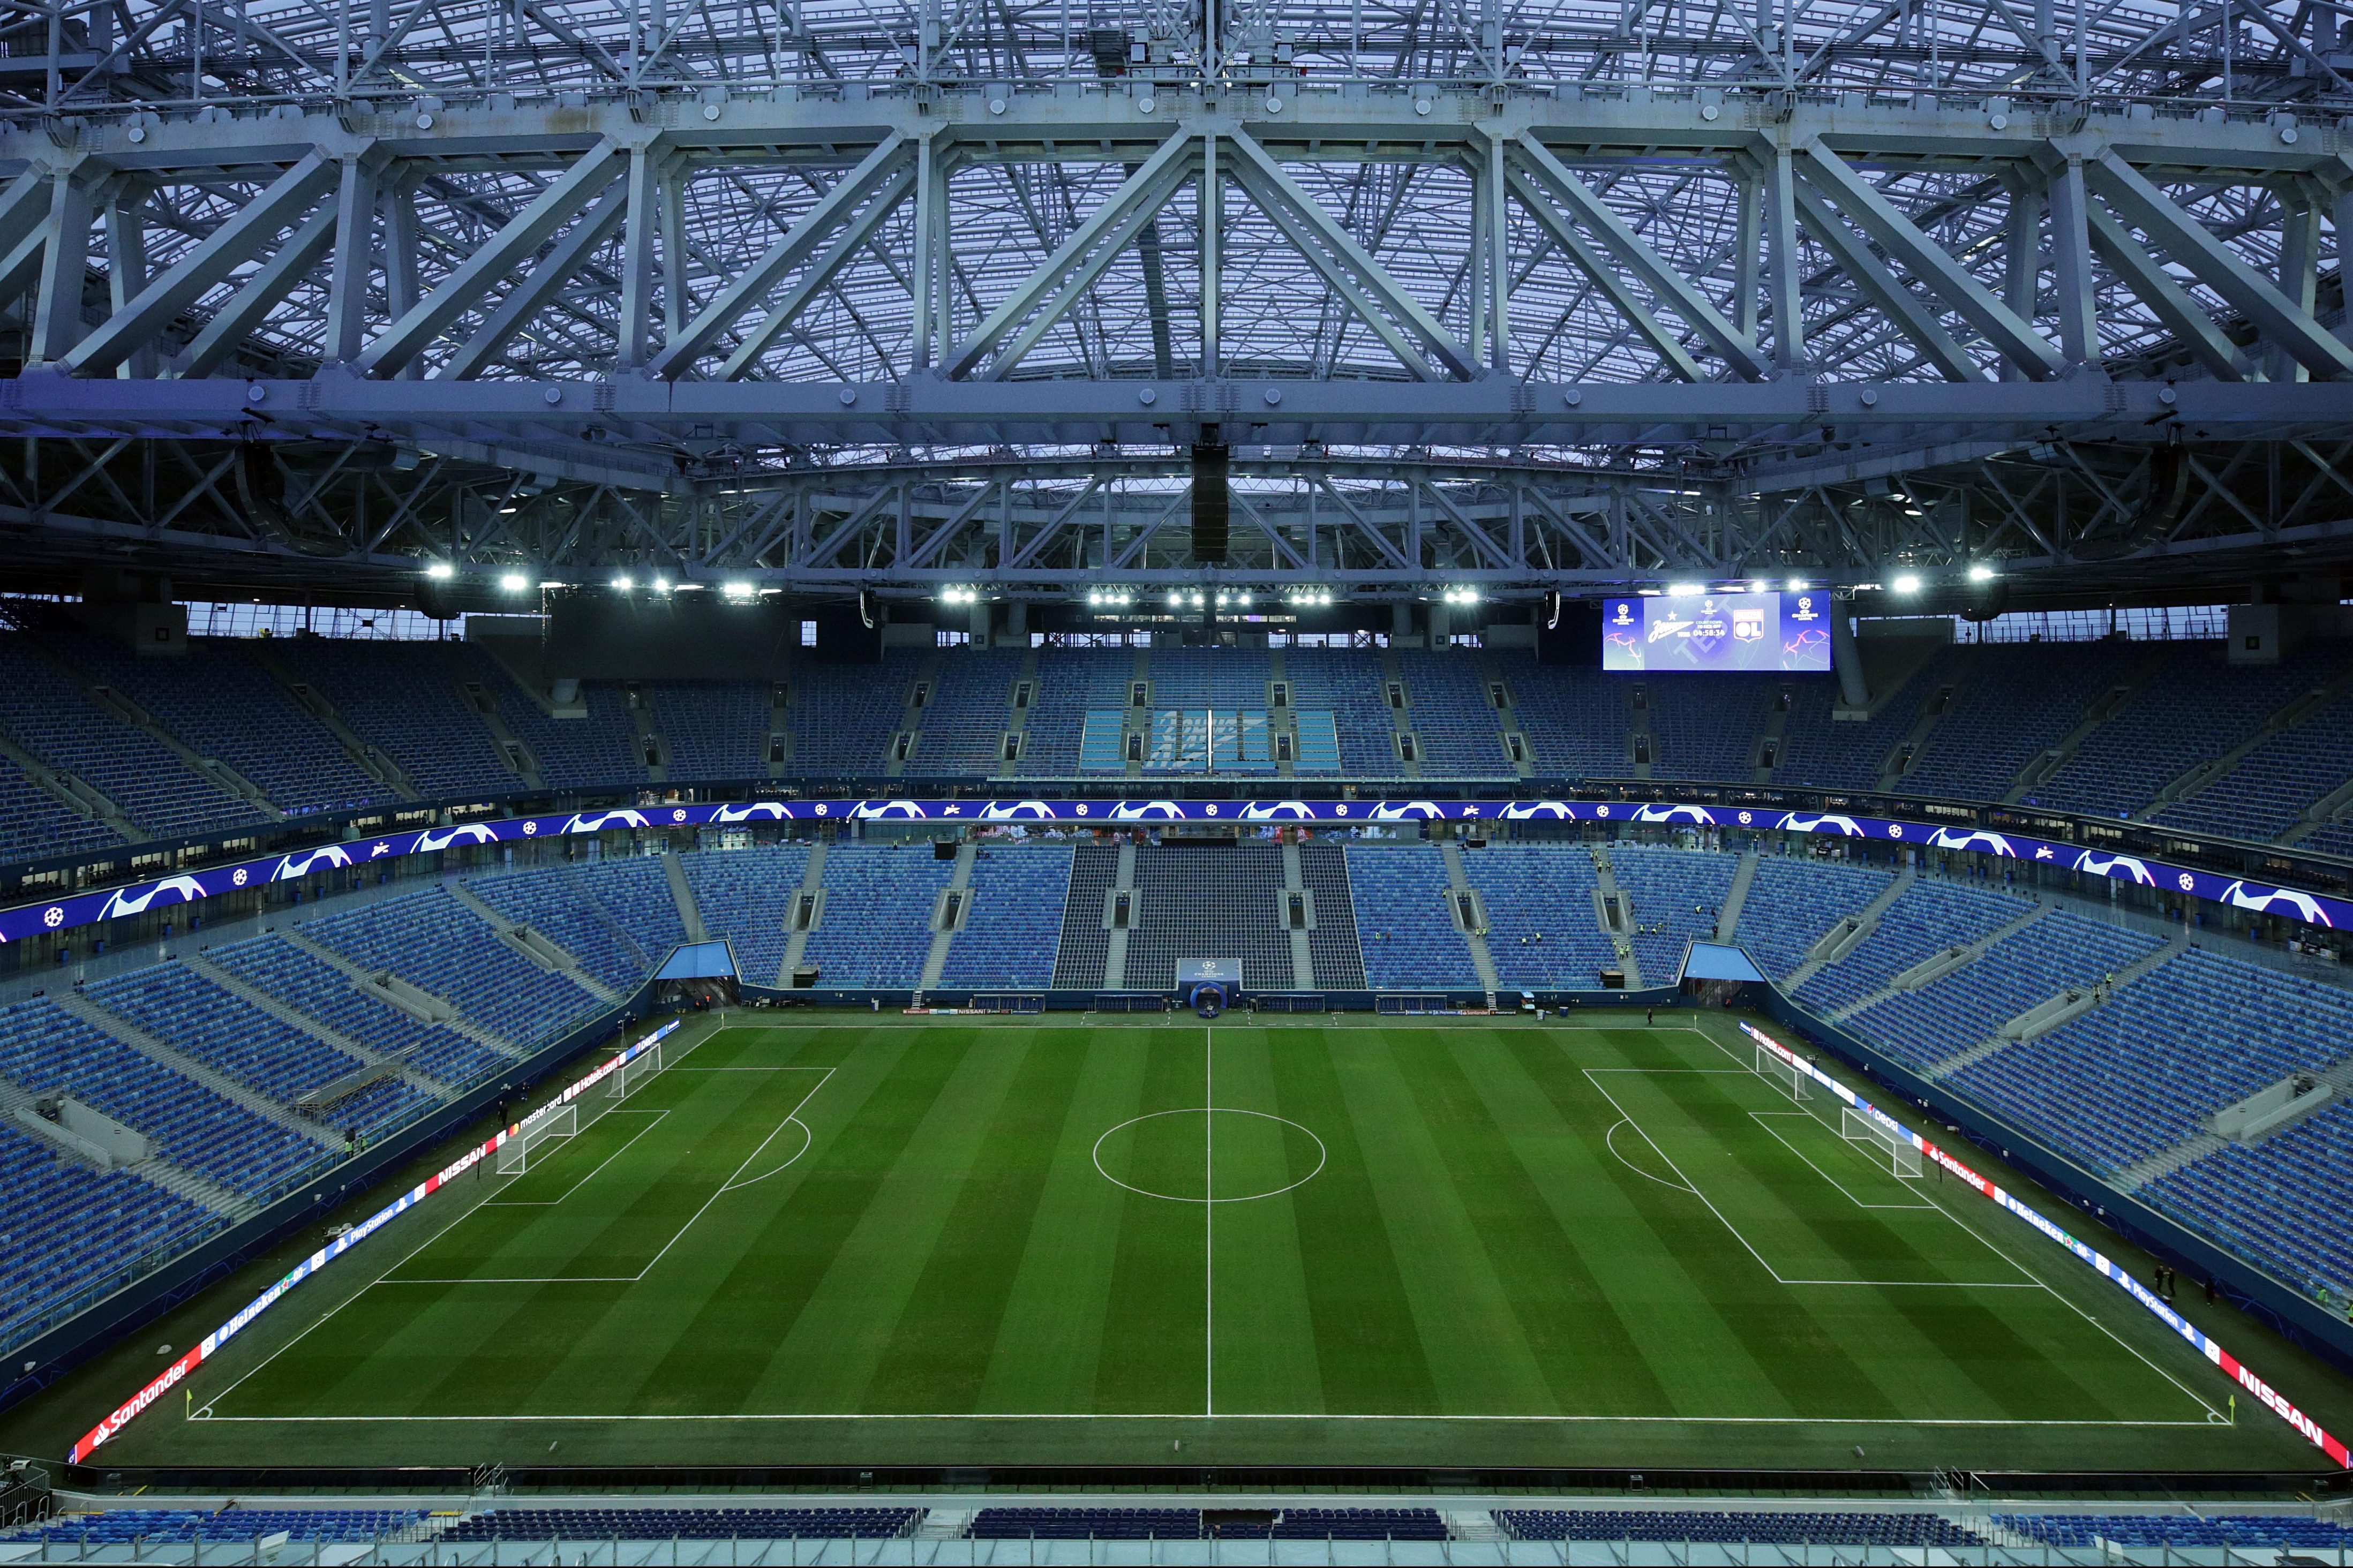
<box><xmin>6</xmin><ymin>0</ymin><xmax>2353</xmax><ymax>601</ymax></box>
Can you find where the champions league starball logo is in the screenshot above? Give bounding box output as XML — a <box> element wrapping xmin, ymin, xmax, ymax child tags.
<box><xmin>853</xmin><ymin>801</ymin><xmax>931</xmax><ymax>820</ymax></box>
<box><xmin>272</xmin><ymin>845</ymin><xmax>355</xmax><ymax>880</ymax></box>
<box><xmin>562</xmin><ymin>809</ymin><xmax>650</xmax><ymax>833</ymax></box>
<box><xmin>413</xmin><ymin>824</ymin><xmax>501</xmax><ymax>852</ymax></box>
<box><xmin>1777</xmin><ymin>811</ymin><xmax>1863</xmax><ymax>836</ymax></box>
<box><xmin>2221</xmin><ymin>881</ymin><xmax>2335</xmax><ymax>928</ymax></box>
<box><xmin>1371</xmin><ymin>801</ymin><xmax>1447</xmax><ymax>820</ymax></box>
<box><xmin>978</xmin><ymin>800</ymin><xmax>1057</xmax><ymax>819</ymax></box>
<box><xmin>1500</xmin><ymin>801</ymin><xmax>1572</xmax><ymax>819</ymax></box>
<box><xmin>1241</xmin><ymin>801</ymin><xmax>1317</xmax><ymax>820</ymax></box>
<box><xmin>99</xmin><ymin>875</ymin><xmax>210</xmax><ymax>919</ymax></box>
<box><xmin>1634</xmin><ymin>804</ymin><xmax>1717</xmax><ymax>825</ymax></box>
<box><xmin>1928</xmin><ymin>829</ymin><xmax>2016</xmax><ymax>856</ymax></box>
<box><xmin>711</xmin><ymin>801</ymin><xmax>792</xmax><ymax>823</ymax></box>
<box><xmin>1111</xmin><ymin>800</ymin><xmax>1187</xmax><ymax>820</ymax></box>
<box><xmin>2074</xmin><ymin>851</ymin><xmax>2156</xmax><ymax>885</ymax></box>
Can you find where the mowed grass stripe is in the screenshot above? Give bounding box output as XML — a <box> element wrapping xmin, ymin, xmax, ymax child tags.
<box><xmin>749</xmin><ymin>1031</ymin><xmax>1038</xmax><ymax>1412</ymax></box>
<box><xmin>1091</xmin><ymin>1030</ymin><xmax>1209</xmax><ymax>1413</ymax></box>
<box><xmin>1329</xmin><ymin>1031</ymin><xmax>1557</xmax><ymax>1416</ymax></box>
<box><xmin>1203</xmin><ymin>1030</ymin><xmax>1326</xmax><ymax>1416</ymax></box>
<box><xmin>976</xmin><ymin>1029</ymin><xmax>1159</xmax><ymax>1412</ymax></box>
<box><xmin>861</xmin><ymin>1031</ymin><xmax>1094</xmax><ymax>1412</ymax></box>
<box><xmin>1505</xmin><ymin>1028</ymin><xmax>1828</xmax><ymax>1419</ymax></box>
<box><xmin>1399</xmin><ymin>1031</ymin><xmax>1672</xmax><ymax>1418</ymax></box>
<box><xmin>623</xmin><ymin>1027</ymin><xmax>960</xmax><ymax>1415</ymax></box>
<box><xmin>1265</xmin><ymin>1028</ymin><xmax>1439</xmax><ymax>1416</ymax></box>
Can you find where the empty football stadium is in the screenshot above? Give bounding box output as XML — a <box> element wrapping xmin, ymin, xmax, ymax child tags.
<box><xmin>13</xmin><ymin>6</ymin><xmax>2353</xmax><ymax>1557</ymax></box>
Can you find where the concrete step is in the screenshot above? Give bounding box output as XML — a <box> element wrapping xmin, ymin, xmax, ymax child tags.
<box><xmin>445</xmin><ymin>882</ymin><xmax>621</xmax><ymax>1005</ymax></box>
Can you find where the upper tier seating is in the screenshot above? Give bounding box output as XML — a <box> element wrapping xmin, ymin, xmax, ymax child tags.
<box><xmin>966</xmin><ymin>1509</ymin><xmax>1444</xmax><ymax>1541</ymax></box>
<box><xmin>1646</xmin><ymin>674</ymin><xmax>1776</xmax><ymax>783</ymax></box>
<box><xmin>0</xmin><ymin>1121</ymin><xmax>216</xmax><ymax>1347</ymax></box>
<box><xmin>84</xmin><ymin>963</ymin><xmax>431</xmax><ymax>1135</ymax></box>
<box><xmin>652</xmin><ymin>681</ymin><xmax>772</xmax><ymax>781</ymax></box>
<box><xmin>457</xmin><ymin>649</ymin><xmax>640</xmax><ymax>790</ymax></box>
<box><xmin>1732</xmin><ymin>855</ymin><xmax>1894</xmax><ymax>979</ymax></box>
<box><xmin>2155</xmin><ymin>683</ymin><xmax>2353</xmax><ymax>841</ymax></box>
<box><xmin>1123</xmin><ymin>844</ymin><xmax>1292</xmax><ymax>991</ymax></box>
<box><xmin>1462</xmin><ymin>846</ymin><xmax>1617</xmax><ymax>988</ymax></box>
<box><xmin>1608</xmin><ymin>844</ymin><xmax>1739</xmax><ymax>981</ymax></box>
<box><xmin>1396</xmin><ymin>651</ymin><xmax>1507</xmax><ymax>774</ymax></box>
<box><xmin>0</xmin><ymin>751</ymin><xmax>129</xmax><ymax>864</ymax></box>
<box><xmin>938</xmin><ymin>848</ymin><xmax>1071</xmax><ymax>988</ymax></box>
<box><xmin>0</xmin><ymin>999</ymin><xmax>319</xmax><ymax>1195</ymax></box>
<box><xmin>1284</xmin><ymin>651</ymin><xmax>1402</xmax><ymax>775</ymax></box>
<box><xmin>790</xmin><ymin>653</ymin><xmax>921</xmax><ymax>774</ymax></box>
<box><xmin>1850</xmin><ymin>910</ymin><xmax>2162</xmax><ymax>1073</ymax></box>
<box><xmin>681</xmin><ymin>844</ymin><xmax>811</xmax><ymax>987</ymax></box>
<box><xmin>1151</xmin><ymin>646</ymin><xmax>1271</xmax><ymax>709</ymax></box>
<box><xmin>1024</xmin><ymin>651</ymin><xmax>1136</xmax><ymax>775</ymax></box>
<box><xmin>2027</xmin><ymin>642</ymin><xmax>2351</xmax><ymax>818</ymax></box>
<box><xmin>0</xmin><ymin>637</ymin><xmax>266</xmax><ymax>837</ymax></box>
<box><xmin>1348</xmin><ymin>848</ymin><xmax>1476</xmax><ymax>989</ymax></box>
<box><xmin>207</xmin><ymin>933</ymin><xmax>508</xmax><ymax>1089</ymax></box>
<box><xmin>10</xmin><ymin>642</ymin><xmax>2353</xmax><ymax>866</ymax></box>
<box><xmin>1790</xmin><ymin>878</ymin><xmax>2033</xmax><ymax>1016</ymax></box>
<box><xmin>1898</xmin><ymin>643</ymin><xmax>2141</xmax><ymax>802</ymax></box>
<box><xmin>913</xmin><ymin>650</ymin><xmax>1022</xmax><ymax>773</ymax></box>
<box><xmin>1772</xmin><ymin>662</ymin><xmax>1939</xmax><ymax>790</ymax></box>
<box><xmin>800</xmin><ymin>846</ymin><xmax>953</xmax><ymax>987</ymax></box>
<box><xmin>276</xmin><ymin>640</ymin><xmax>518</xmax><ymax>801</ymax></box>
<box><xmin>54</xmin><ymin>626</ymin><xmax>390</xmax><ymax>818</ymax></box>
<box><xmin>304</xmin><ymin>887</ymin><xmax>595</xmax><ymax>1046</ymax></box>
<box><xmin>1492</xmin><ymin>657</ymin><xmax>1627</xmax><ymax>775</ymax></box>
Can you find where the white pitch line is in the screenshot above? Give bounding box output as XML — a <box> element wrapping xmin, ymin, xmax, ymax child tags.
<box><xmin>1686</xmin><ymin>1017</ymin><xmax>2228</xmax><ymax>1422</ymax></box>
<box><xmin>483</xmin><ymin>1111</ymin><xmax>668</xmax><ymax>1208</ymax></box>
<box><xmin>1746</xmin><ymin>1112</ymin><xmax>1937</xmax><ymax>1212</ymax></box>
<box><xmin>382</xmin><ymin>1067</ymin><xmax>835</xmax><ymax>1286</ymax></box>
<box><xmin>1581</xmin><ymin>1069</ymin><xmax>2031</xmax><ymax>1290</ymax></box>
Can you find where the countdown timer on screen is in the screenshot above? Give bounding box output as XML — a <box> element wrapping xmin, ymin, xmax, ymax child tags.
<box><xmin>1601</xmin><ymin>591</ymin><xmax>1833</xmax><ymax>672</ymax></box>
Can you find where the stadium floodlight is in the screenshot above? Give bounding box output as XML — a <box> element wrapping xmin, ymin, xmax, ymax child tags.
<box><xmin>610</xmin><ymin>575</ymin><xmax>633</xmax><ymax>591</ymax></box>
<box><xmin>1967</xmin><ymin>563</ymin><xmax>1997</xmax><ymax>583</ymax></box>
<box><xmin>1238</xmin><ymin>593</ymin><xmax>1252</xmax><ymax>607</ymax></box>
<box><xmin>1666</xmin><ymin>582</ymin><xmax>1704</xmax><ymax>597</ymax></box>
<box><xmin>1786</xmin><ymin>577</ymin><xmax>1809</xmax><ymax>591</ymax></box>
<box><xmin>650</xmin><ymin>576</ymin><xmax>671</xmax><ymax>594</ymax></box>
<box><xmin>1892</xmin><ymin>572</ymin><xmax>1924</xmax><ymax>593</ymax></box>
<box><xmin>1747</xmin><ymin>579</ymin><xmax>1768</xmax><ymax>593</ymax></box>
<box><xmin>424</xmin><ymin>561</ymin><xmax>455</xmax><ymax>581</ymax></box>
<box><xmin>721</xmin><ymin>581</ymin><xmax>755</xmax><ymax>601</ymax></box>
<box><xmin>1192</xmin><ymin>592</ymin><xmax>1206</xmax><ymax>607</ymax></box>
<box><xmin>498</xmin><ymin>572</ymin><xmax>530</xmax><ymax>592</ymax></box>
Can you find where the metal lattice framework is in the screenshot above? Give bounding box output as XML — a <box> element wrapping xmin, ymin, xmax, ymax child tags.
<box><xmin>5</xmin><ymin>0</ymin><xmax>2353</xmax><ymax>604</ymax></box>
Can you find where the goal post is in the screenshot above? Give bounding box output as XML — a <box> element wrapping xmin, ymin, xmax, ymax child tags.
<box><xmin>609</xmin><ymin>1036</ymin><xmax>664</xmax><ymax>1098</ymax></box>
<box><xmin>496</xmin><ymin>1103</ymin><xmax>577</xmax><ymax>1174</ymax></box>
<box><xmin>1753</xmin><ymin>1042</ymin><xmax>1811</xmax><ymax>1102</ymax></box>
<box><xmin>1842</xmin><ymin>1106</ymin><xmax>1923</xmax><ymax>1179</ymax></box>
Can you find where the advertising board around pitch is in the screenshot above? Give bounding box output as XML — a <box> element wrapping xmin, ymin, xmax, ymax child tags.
<box><xmin>1602</xmin><ymin>591</ymin><xmax>1832</xmax><ymax>673</ymax></box>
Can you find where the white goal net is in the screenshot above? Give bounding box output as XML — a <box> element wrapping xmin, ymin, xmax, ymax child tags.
<box><xmin>1842</xmin><ymin>1106</ymin><xmax>1923</xmax><ymax>1178</ymax></box>
<box><xmin>1753</xmin><ymin>1043</ymin><xmax>1811</xmax><ymax>1103</ymax></box>
<box><xmin>609</xmin><ymin>1037</ymin><xmax>664</xmax><ymax>1099</ymax></box>
<box><xmin>497</xmin><ymin>1103</ymin><xmax>577</xmax><ymax>1174</ymax></box>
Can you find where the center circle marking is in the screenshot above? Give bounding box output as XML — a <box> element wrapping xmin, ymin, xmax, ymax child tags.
<box><xmin>1091</xmin><ymin>1109</ymin><xmax>1327</xmax><ymax>1204</ymax></box>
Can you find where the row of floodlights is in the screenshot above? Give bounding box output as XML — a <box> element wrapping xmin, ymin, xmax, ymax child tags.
<box><xmin>422</xmin><ymin>563</ymin><xmax>778</xmax><ymax>600</ymax></box>
<box><xmin>1646</xmin><ymin>567</ymin><xmax>1995</xmax><ymax>597</ymax></box>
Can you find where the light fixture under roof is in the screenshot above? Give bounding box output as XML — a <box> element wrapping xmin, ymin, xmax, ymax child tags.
<box><xmin>1893</xmin><ymin>572</ymin><xmax>1924</xmax><ymax>593</ymax></box>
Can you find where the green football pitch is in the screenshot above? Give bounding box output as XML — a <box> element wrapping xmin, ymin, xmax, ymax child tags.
<box><xmin>48</xmin><ymin>1012</ymin><xmax>2348</xmax><ymax>1473</ymax></box>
